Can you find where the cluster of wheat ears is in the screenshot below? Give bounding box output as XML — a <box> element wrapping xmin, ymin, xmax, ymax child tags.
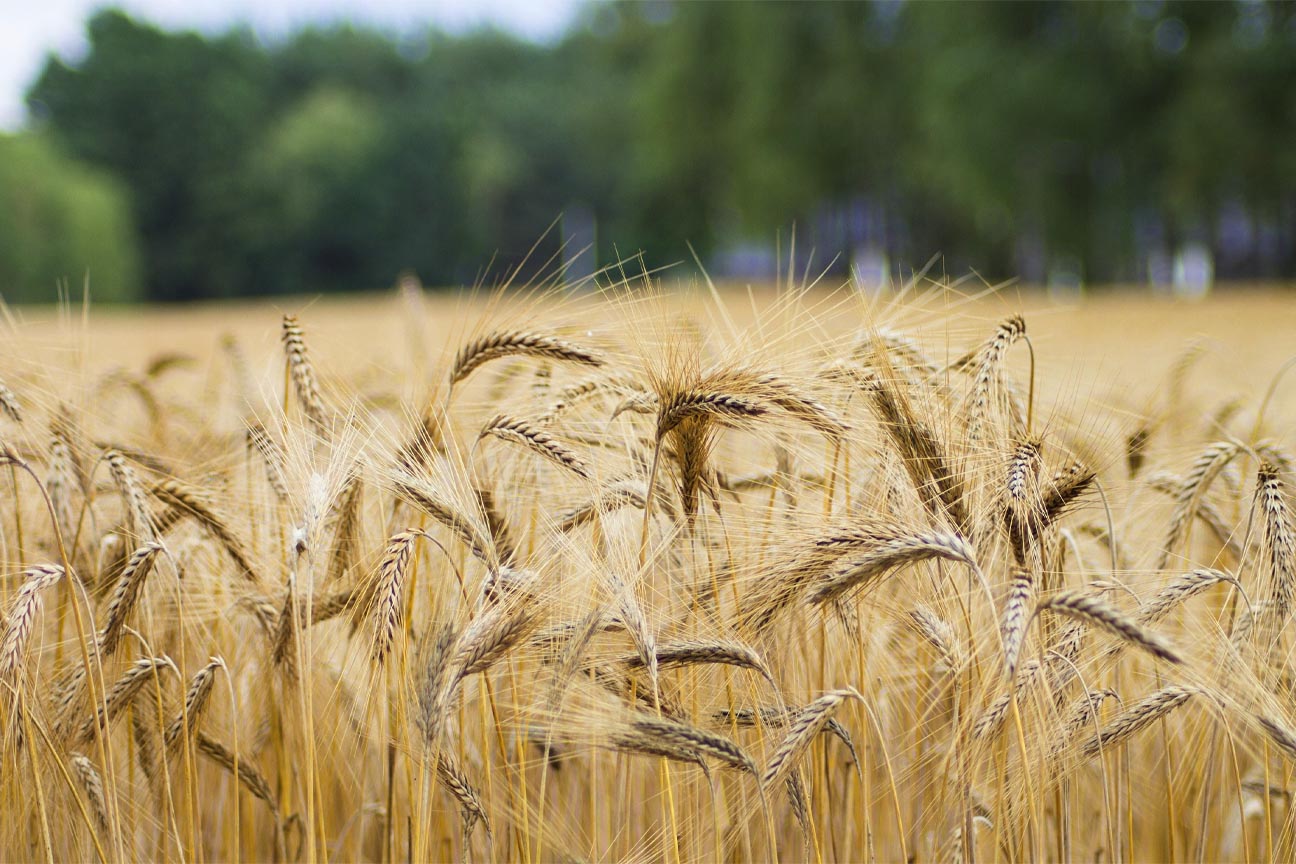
<box><xmin>0</xmin><ymin>283</ymin><xmax>1292</xmax><ymax>863</ymax></box>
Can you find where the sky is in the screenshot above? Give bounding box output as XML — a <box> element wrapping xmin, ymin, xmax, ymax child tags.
<box><xmin>0</xmin><ymin>0</ymin><xmax>584</xmax><ymax>130</ymax></box>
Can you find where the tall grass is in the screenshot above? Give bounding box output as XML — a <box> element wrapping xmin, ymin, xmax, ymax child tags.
<box><xmin>0</xmin><ymin>280</ymin><xmax>1292</xmax><ymax>862</ymax></box>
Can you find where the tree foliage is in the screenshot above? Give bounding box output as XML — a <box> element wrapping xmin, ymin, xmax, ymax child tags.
<box><xmin>18</xmin><ymin>2</ymin><xmax>1296</xmax><ymax>301</ymax></box>
<box><xmin>0</xmin><ymin>133</ymin><xmax>140</xmax><ymax>302</ymax></box>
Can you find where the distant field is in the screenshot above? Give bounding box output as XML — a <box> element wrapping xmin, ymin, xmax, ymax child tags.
<box><xmin>2</xmin><ymin>281</ymin><xmax>1295</xmax><ymax>862</ymax></box>
<box><xmin>9</xmin><ymin>283</ymin><xmax>1295</xmax><ymax>374</ymax></box>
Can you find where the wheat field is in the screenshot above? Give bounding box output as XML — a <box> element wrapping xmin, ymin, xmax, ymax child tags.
<box><xmin>1</xmin><ymin>279</ymin><xmax>1294</xmax><ymax>863</ymax></box>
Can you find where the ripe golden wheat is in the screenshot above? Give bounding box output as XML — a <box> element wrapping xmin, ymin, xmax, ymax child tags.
<box><xmin>0</xmin><ymin>281</ymin><xmax>1292</xmax><ymax>863</ymax></box>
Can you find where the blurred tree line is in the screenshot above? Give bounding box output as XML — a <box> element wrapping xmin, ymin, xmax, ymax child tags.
<box><xmin>4</xmin><ymin>1</ymin><xmax>1295</xmax><ymax>302</ymax></box>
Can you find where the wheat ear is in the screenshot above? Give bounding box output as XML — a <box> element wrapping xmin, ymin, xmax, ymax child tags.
<box><xmin>1257</xmin><ymin>461</ymin><xmax>1295</xmax><ymax>620</ymax></box>
<box><xmin>809</xmin><ymin>531</ymin><xmax>979</xmax><ymax>607</ymax></box>
<box><xmin>164</xmin><ymin>657</ymin><xmax>223</xmax><ymax>751</ymax></box>
<box><xmin>77</xmin><ymin>655</ymin><xmax>177</xmax><ymax>743</ymax></box>
<box><xmin>1039</xmin><ymin>591</ymin><xmax>1181</xmax><ymax>664</ymax></box>
<box><xmin>479</xmin><ymin>413</ymin><xmax>592</xmax><ymax>478</ymax></box>
<box><xmin>196</xmin><ymin>732</ymin><xmax>280</xmax><ymax>815</ymax></box>
<box><xmin>617</xmin><ymin>715</ymin><xmax>757</xmax><ymax>776</ymax></box>
<box><xmin>1000</xmin><ymin>568</ymin><xmax>1034</xmax><ymax>677</ymax></box>
<box><xmin>1137</xmin><ymin>567</ymin><xmax>1244</xmax><ymax>626</ymax></box>
<box><xmin>451</xmin><ymin>330</ymin><xmax>604</xmax><ymax>386</ymax></box>
<box><xmin>909</xmin><ymin>606</ymin><xmax>966</xmax><ymax>673</ymax></box>
<box><xmin>70</xmin><ymin>754</ymin><xmax>110</xmax><ymax>836</ymax></box>
<box><xmin>1080</xmin><ymin>685</ymin><xmax>1196</xmax><ymax>758</ymax></box>
<box><xmin>1155</xmin><ymin>441</ymin><xmax>1240</xmax><ymax>570</ymax></box>
<box><xmin>761</xmin><ymin>688</ymin><xmax>862</xmax><ymax>791</ymax></box>
<box><xmin>153</xmin><ymin>478</ymin><xmax>260</xmax><ymax>583</ymax></box>
<box><xmin>1</xmin><ymin>564</ymin><xmax>66</xmax><ymax>680</ymax></box>
<box><xmin>105</xmin><ymin>450</ymin><xmax>155</xmax><ymax>541</ymax></box>
<box><xmin>98</xmin><ymin>541</ymin><xmax>164</xmax><ymax>656</ymax></box>
<box><xmin>282</xmin><ymin>314</ymin><xmax>330</xmax><ymax>433</ymax></box>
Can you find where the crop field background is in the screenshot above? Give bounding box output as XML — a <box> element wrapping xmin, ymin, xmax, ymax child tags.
<box><xmin>0</xmin><ymin>280</ymin><xmax>1293</xmax><ymax>863</ymax></box>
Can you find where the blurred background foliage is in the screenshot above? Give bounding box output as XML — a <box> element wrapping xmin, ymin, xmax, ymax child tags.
<box><xmin>4</xmin><ymin>0</ymin><xmax>1296</xmax><ymax>302</ymax></box>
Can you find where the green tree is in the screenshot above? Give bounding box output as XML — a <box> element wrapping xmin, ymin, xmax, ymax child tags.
<box><xmin>0</xmin><ymin>133</ymin><xmax>141</xmax><ymax>303</ymax></box>
<box><xmin>28</xmin><ymin>10</ymin><xmax>272</xmax><ymax>299</ymax></box>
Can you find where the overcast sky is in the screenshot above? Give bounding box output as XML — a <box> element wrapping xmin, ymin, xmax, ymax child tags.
<box><xmin>0</xmin><ymin>0</ymin><xmax>583</xmax><ymax>130</ymax></box>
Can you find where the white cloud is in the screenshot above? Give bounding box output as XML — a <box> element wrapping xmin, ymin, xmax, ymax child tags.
<box><xmin>0</xmin><ymin>0</ymin><xmax>583</xmax><ymax>130</ymax></box>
